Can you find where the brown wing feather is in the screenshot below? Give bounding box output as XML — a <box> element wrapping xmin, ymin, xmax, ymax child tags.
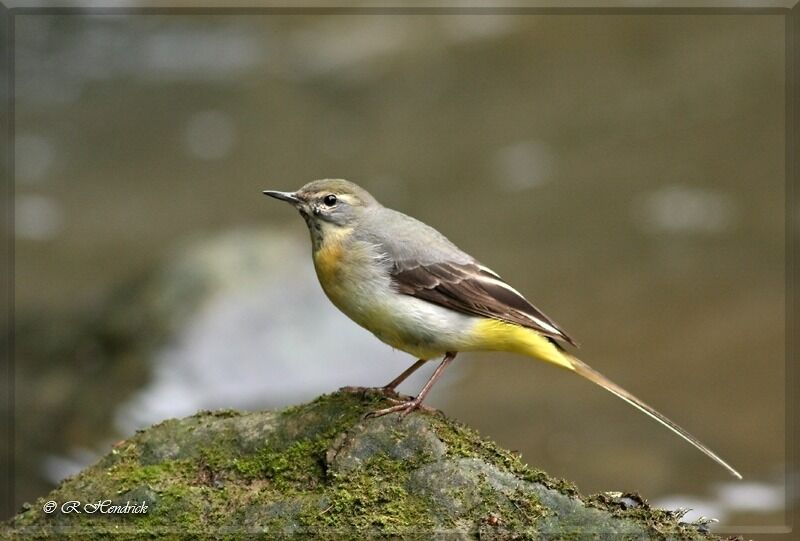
<box><xmin>391</xmin><ymin>261</ymin><xmax>577</xmax><ymax>346</ymax></box>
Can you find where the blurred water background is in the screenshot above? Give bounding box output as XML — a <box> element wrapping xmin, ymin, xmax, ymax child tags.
<box><xmin>8</xmin><ymin>10</ymin><xmax>788</xmax><ymax>534</ymax></box>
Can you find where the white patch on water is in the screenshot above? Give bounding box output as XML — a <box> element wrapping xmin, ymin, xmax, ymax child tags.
<box><xmin>634</xmin><ymin>185</ymin><xmax>736</xmax><ymax>235</ymax></box>
<box><xmin>116</xmin><ymin>275</ymin><xmax>394</xmax><ymax>433</ymax></box>
<box><xmin>715</xmin><ymin>481</ymin><xmax>785</xmax><ymax>513</ymax></box>
<box><xmin>15</xmin><ymin>194</ymin><xmax>64</xmax><ymax>241</ymax></box>
<box><xmin>653</xmin><ymin>478</ymin><xmax>786</xmax><ymax>526</ymax></box>
<box><xmin>492</xmin><ymin>140</ymin><xmax>556</xmax><ymax>192</ymax></box>
<box><xmin>42</xmin><ymin>448</ymin><xmax>98</xmax><ymax>484</ymax></box>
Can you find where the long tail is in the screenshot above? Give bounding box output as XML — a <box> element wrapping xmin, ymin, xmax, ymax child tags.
<box><xmin>566</xmin><ymin>354</ymin><xmax>742</xmax><ymax>479</ymax></box>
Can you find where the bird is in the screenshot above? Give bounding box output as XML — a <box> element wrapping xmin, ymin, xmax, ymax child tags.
<box><xmin>263</xmin><ymin>178</ymin><xmax>741</xmax><ymax>479</ymax></box>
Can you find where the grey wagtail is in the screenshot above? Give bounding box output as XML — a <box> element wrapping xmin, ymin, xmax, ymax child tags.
<box><xmin>264</xmin><ymin>178</ymin><xmax>741</xmax><ymax>479</ymax></box>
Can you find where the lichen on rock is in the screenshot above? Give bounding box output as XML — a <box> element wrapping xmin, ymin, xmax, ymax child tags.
<box><xmin>3</xmin><ymin>390</ymin><xmax>733</xmax><ymax>540</ymax></box>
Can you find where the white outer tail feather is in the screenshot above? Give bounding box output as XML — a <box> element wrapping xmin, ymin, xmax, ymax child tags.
<box><xmin>566</xmin><ymin>354</ymin><xmax>742</xmax><ymax>479</ymax></box>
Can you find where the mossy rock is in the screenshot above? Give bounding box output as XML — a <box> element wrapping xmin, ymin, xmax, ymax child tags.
<box><xmin>2</xmin><ymin>390</ymin><xmax>733</xmax><ymax>540</ymax></box>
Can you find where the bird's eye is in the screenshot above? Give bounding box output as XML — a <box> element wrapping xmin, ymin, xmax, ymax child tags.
<box><xmin>323</xmin><ymin>194</ymin><xmax>338</xmax><ymax>207</ymax></box>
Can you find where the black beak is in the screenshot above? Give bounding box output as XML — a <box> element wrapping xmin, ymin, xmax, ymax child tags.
<box><xmin>263</xmin><ymin>190</ymin><xmax>301</xmax><ymax>205</ymax></box>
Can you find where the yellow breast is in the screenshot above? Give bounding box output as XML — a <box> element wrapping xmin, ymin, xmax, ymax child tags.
<box><xmin>310</xmin><ymin>225</ymin><xmax>447</xmax><ymax>358</ymax></box>
<box><xmin>311</xmin><ymin>225</ymin><xmax>361</xmax><ymax>305</ymax></box>
<box><xmin>314</xmin><ymin>241</ymin><xmax>344</xmax><ymax>291</ymax></box>
<box><xmin>312</xmin><ymin>226</ymin><xmax>399</xmax><ymax>330</ymax></box>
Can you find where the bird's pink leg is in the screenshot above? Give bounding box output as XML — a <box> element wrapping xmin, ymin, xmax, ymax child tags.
<box><xmin>367</xmin><ymin>352</ymin><xmax>456</xmax><ymax>418</ymax></box>
<box><xmin>381</xmin><ymin>359</ymin><xmax>427</xmax><ymax>393</ymax></box>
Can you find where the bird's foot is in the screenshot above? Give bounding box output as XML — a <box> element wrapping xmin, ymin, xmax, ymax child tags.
<box><xmin>364</xmin><ymin>397</ymin><xmax>434</xmax><ymax>419</ymax></box>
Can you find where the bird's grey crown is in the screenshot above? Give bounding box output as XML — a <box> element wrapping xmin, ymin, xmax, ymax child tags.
<box><xmin>298</xmin><ymin>179</ymin><xmax>380</xmax><ymax>207</ymax></box>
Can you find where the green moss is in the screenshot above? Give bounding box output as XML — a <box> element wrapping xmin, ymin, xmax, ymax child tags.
<box><xmin>316</xmin><ymin>456</ymin><xmax>432</xmax><ymax>531</ymax></box>
<box><xmin>468</xmin><ymin>470</ymin><xmax>547</xmax><ymax>538</ymax></box>
<box><xmin>232</xmin><ymin>439</ymin><xmax>324</xmax><ymax>491</ymax></box>
<box><xmin>428</xmin><ymin>410</ymin><xmax>579</xmax><ymax>497</ymax></box>
<box><xmin>109</xmin><ymin>458</ymin><xmax>192</xmax><ymax>492</ymax></box>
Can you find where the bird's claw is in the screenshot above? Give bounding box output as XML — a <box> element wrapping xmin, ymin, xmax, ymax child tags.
<box><xmin>364</xmin><ymin>398</ymin><xmax>434</xmax><ymax>419</ymax></box>
<box><xmin>342</xmin><ymin>386</ymin><xmax>437</xmax><ymax>419</ymax></box>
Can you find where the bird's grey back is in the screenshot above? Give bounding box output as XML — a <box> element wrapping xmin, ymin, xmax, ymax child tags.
<box><xmin>357</xmin><ymin>206</ymin><xmax>475</xmax><ymax>267</ymax></box>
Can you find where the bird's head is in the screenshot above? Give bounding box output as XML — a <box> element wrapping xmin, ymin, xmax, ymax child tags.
<box><xmin>263</xmin><ymin>179</ymin><xmax>379</xmax><ymax>231</ymax></box>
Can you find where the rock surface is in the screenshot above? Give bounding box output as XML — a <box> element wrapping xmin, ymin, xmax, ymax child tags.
<box><xmin>3</xmin><ymin>390</ymin><xmax>731</xmax><ymax>540</ymax></box>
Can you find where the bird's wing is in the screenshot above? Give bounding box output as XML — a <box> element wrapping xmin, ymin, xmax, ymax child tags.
<box><xmin>360</xmin><ymin>207</ymin><xmax>576</xmax><ymax>346</ymax></box>
<box><xmin>390</xmin><ymin>258</ymin><xmax>577</xmax><ymax>347</ymax></box>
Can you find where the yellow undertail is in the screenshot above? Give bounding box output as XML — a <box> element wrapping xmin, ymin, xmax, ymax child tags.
<box><xmin>471</xmin><ymin>318</ymin><xmax>575</xmax><ymax>370</ymax></box>
<box><xmin>471</xmin><ymin>318</ymin><xmax>742</xmax><ymax>479</ymax></box>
